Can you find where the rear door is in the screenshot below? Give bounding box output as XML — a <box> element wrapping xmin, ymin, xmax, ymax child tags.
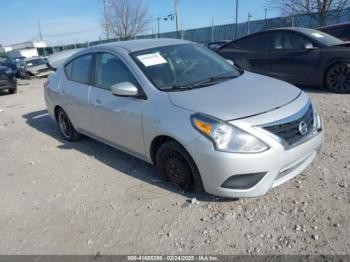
<box><xmin>60</xmin><ymin>53</ymin><xmax>95</xmax><ymax>132</ymax></box>
<box><xmin>269</xmin><ymin>31</ymin><xmax>321</xmax><ymax>85</ymax></box>
<box><xmin>218</xmin><ymin>33</ymin><xmax>272</xmax><ymax>75</ymax></box>
<box><xmin>88</xmin><ymin>52</ymin><xmax>145</xmax><ymax>157</ymax></box>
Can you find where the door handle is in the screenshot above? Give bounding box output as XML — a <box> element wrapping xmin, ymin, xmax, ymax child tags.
<box><xmin>61</xmin><ymin>90</ymin><xmax>66</xmax><ymax>95</ymax></box>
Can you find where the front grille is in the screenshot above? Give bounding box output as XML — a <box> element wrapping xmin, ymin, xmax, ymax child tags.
<box><xmin>264</xmin><ymin>105</ymin><xmax>314</xmax><ymax>147</ymax></box>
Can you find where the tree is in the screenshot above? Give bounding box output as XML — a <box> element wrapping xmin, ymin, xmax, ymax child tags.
<box><xmin>102</xmin><ymin>0</ymin><xmax>150</xmax><ymax>40</ymax></box>
<box><xmin>265</xmin><ymin>0</ymin><xmax>350</xmax><ymax>26</ymax></box>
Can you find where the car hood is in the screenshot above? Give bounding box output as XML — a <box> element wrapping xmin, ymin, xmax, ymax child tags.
<box><xmin>0</xmin><ymin>65</ymin><xmax>10</xmax><ymax>72</ymax></box>
<box><xmin>168</xmin><ymin>72</ymin><xmax>302</xmax><ymax>121</ymax></box>
<box><xmin>331</xmin><ymin>41</ymin><xmax>350</xmax><ymax>47</ymax></box>
<box><xmin>27</xmin><ymin>64</ymin><xmax>48</xmax><ymax>73</ymax></box>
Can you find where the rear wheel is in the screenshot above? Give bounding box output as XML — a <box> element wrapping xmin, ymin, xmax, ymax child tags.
<box><xmin>57</xmin><ymin>108</ymin><xmax>82</xmax><ymax>141</ymax></box>
<box><xmin>156</xmin><ymin>141</ymin><xmax>204</xmax><ymax>193</ymax></box>
<box><xmin>325</xmin><ymin>63</ymin><xmax>350</xmax><ymax>93</ymax></box>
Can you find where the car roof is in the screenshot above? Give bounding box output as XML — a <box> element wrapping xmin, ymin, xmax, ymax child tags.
<box><xmin>317</xmin><ymin>22</ymin><xmax>350</xmax><ymax>30</ymax></box>
<box><xmin>98</xmin><ymin>38</ymin><xmax>191</xmax><ymax>52</ymax></box>
<box><xmin>261</xmin><ymin>27</ymin><xmax>322</xmax><ymax>34</ymax></box>
<box><xmin>231</xmin><ymin>27</ymin><xmax>323</xmax><ymax>42</ymax></box>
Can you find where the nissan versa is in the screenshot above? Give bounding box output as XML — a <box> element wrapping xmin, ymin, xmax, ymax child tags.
<box><xmin>44</xmin><ymin>39</ymin><xmax>324</xmax><ymax>198</ymax></box>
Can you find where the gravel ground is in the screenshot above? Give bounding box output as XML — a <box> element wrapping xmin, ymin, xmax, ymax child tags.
<box><xmin>0</xmin><ymin>78</ymin><xmax>349</xmax><ymax>255</ymax></box>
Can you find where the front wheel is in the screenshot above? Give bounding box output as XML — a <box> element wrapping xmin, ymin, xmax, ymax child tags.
<box><xmin>57</xmin><ymin>108</ymin><xmax>82</xmax><ymax>141</ymax></box>
<box><xmin>156</xmin><ymin>141</ymin><xmax>204</xmax><ymax>193</ymax></box>
<box><xmin>325</xmin><ymin>63</ymin><xmax>350</xmax><ymax>93</ymax></box>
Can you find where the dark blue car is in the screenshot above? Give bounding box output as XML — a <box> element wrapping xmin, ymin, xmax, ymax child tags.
<box><xmin>0</xmin><ymin>65</ymin><xmax>17</xmax><ymax>95</ymax></box>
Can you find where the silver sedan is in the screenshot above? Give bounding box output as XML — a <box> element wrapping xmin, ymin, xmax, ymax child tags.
<box><xmin>44</xmin><ymin>39</ymin><xmax>324</xmax><ymax>198</ymax></box>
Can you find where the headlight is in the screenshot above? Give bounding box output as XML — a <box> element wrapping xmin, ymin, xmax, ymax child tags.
<box><xmin>191</xmin><ymin>113</ymin><xmax>269</xmax><ymax>153</ymax></box>
<box><xmin>5</xmin><ymin>69</ymin><xmax>12</xmax><ymax>74</ymax></box>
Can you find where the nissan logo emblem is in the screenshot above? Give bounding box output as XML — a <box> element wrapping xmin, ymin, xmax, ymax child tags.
<box><xmin>298</xmin><ymin>121</ymin><xmax>308</xmax><ymax>136</ymax></box>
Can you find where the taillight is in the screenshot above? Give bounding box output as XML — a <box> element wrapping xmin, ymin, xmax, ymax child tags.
<box><xmin>44</xmin><ymin>80</ymin><xmax>49</xmax><ymax>89</ymax></box>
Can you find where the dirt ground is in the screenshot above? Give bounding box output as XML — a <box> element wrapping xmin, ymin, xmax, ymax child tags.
<box><xmin>0</xmin><ymin>78</ymin><xmax>349</xmax><ymax>255</ymax></box>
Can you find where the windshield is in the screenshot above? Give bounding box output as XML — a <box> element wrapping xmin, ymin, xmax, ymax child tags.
<box><xmin>306</xmin><ymin>29</ymin><xmax>343</xmax><ymax>46</ymax></box>
<box><xmin>131</xmin><ymin>44</ymin><xmax>241</xmax><ymax>91</ymax></box>
<box><xmin>25</xmin><ymin>58</ymin><xmax>47</xmax><ymax>67</ymax></box>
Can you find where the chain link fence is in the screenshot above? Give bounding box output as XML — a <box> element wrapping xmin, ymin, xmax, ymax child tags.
<box><xmin>38</xmin><ymin>7</ymin><xmax>350</xmax><ymax>56</ymax></box>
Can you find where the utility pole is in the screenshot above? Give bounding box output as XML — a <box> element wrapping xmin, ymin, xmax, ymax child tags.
<box><xmin>157</xmin><ymin>17</ymin><xmax>161</xmax><ymax>38</ymax></box>
<box><xmin>102</xmin><ymin>0</ymin><xmax>110</xmax><ymax>40</ymax></box>
<box><xmin>264</xmin><ymin>8</ymin><xmax>268</xmax><ymax>29</ymax></box>
<box><xmin>211</xmin><ymin>18</ymin><xmax>214</xmax><ymax>42</ymax></box>
<box><xmin>181</xmin><ymin>23</ymin><xmax>184</xmax><ymax>39</ymax></box>
<box><xmin>247</xmin><ymin>12</ymin><xmax>252</xmax><ymax>35</ymax></box>
<box><xmin>175</xmin><ymin>0</ymin><xmax>180</xmax><ymax>39</ymax></box>
<box><xmin>38</xmin><ymin>18</ymin><xmax>43</xmax><ymax>41</ymax></box>
<box><xmin>234</xmin><ymin>0</ymin><xmax>239</xmax><ymax>39</ymax></box>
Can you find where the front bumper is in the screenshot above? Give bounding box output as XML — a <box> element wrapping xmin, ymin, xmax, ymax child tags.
<box><xmin>0</xmin><ymin>79</ymin><xmax>17</xmax><ymax>91</ymax></box>
<box><xmin>186</xmin><ymin>127</ymin><xmax>324</xmax><ymax>198</ymax></box>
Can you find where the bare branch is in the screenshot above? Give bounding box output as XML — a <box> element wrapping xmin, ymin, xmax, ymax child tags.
<box><xmin>103</xmin><ymin>0</ymin><xmax>151</xmax><ymax>40</ymax></box>
<box><xmin>265</xmin><ymin>0</ymin><xmax>350</xmax><ymax>26</ymax></box>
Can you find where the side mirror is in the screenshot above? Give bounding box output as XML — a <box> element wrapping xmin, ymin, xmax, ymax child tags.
<box><xmin>111</xmin><ymin>82</ymin><xmax>139</xmax><ymax>97</ymax></box>
<box><xmin>226</xmin><ymin>59</ymin><xmax>234</xmax><ymax>66</ymax></box>
<box><xmin>305</xmin><ymin>43</ymin><xmax>317</xmax><ymax>50</ymax></box>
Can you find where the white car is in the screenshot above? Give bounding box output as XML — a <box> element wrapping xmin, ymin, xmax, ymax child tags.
<box><xmin>44</xmin><ymin>39</ymin><xmax>324</xmax><ymax>198</ymax></box>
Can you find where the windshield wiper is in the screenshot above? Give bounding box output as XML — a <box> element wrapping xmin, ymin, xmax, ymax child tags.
<box><xmin>170</xmin><ymin>73</ymin><xmax>238</xmax><ymax>91</ymax></box>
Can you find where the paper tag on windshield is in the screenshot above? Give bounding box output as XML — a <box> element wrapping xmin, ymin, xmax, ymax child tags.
<box><xmin>311</xmin><ymin>32</ymin><xmax>324</xmax><ymax>38</ymax></box>
<box><xmin>137</xmin><ymin>53</ymin><xmax>167</xmax><ymax>67</ymax></box>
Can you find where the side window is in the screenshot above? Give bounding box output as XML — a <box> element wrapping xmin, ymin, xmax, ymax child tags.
<box><xmin>272</xmin><ymin>32</ymin><xmax>312</xmax><ymax>50</ymax></box>
<box><xmin>339</xmin><ymin>27</ymin><xmax>350</xmax><ymax>40</ymax></box>
<box><xmin>64</xmin><ymin>61</ymin><xmax>73</xmax><ymax>79</ymax></box>
<box><xmin>95</xmin><ymin>53</ymin><xmax>138</xmax><ymax>90</ymax></box>
<box><xmin>234</xmin><ymin>34</ymin><xmax>272</xmax><ymax>49</ymax></box>
<box><xmin>67</xmin><ymin>54</ymin><xmax>93</xmax><ymax>84</ymax></box>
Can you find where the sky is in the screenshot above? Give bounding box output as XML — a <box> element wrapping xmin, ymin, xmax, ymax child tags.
<box><xmin>0</xmin><ymin>0</ymin><xmax>278</xmax><ymax>47</ymax></box>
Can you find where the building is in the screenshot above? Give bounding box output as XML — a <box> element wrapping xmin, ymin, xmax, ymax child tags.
<box><xmin>2</xmin><ymin>41</ymin><xmax>47</xmax><ymax>58</ymax></box>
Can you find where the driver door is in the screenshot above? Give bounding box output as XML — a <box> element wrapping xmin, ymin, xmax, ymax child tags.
<box><xmin>88</xmin><ymin>52</ymin><xmax>146</xmax><ymax>157</ymax></box>
<box><xmin>269</xmin><ymin>32</ymin><xmax>321</xmax><ymax>86</ymax></box>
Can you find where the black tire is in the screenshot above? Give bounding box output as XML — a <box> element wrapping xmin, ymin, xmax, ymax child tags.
<box><xmin>20</xmin><ymin>72</ymin><xmax>31</xmax><ymax>80</ymax></box>
<box><xmin>325</xmin><ymin>63</ymin><xmax>350</xmax><ymax>93</ymax></box>
<box><xmin>156</xmin><ymin>141</ymin><xmax>204</xmax><ymax>193</ymax></box>
<box><xmin>8</xmin><ymin>88</ymin><xmax>17</xmax><ymax>94</ymax></box>
<box><xmin>56</xmin><ymin>108</ymin><xmax>82</xmax><ymax>141</ymax></box>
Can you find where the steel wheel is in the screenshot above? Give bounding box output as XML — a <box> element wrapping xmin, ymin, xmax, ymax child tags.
<box><xmin>164</xmin><ymin>155</ymin><xmax>192</xmax><ymax>189</ymax></box>
<box><xmin>156</xmin><ymin>141</ymin><xmax>204</xmax><ymax>193</ymax></box>
<box><xmin>58</xmin><ymin>111</ymin><xmax>72</xmax><ymax>138</ymax></box>
<box><xmin>326</xmin><ymin>63</ymin><xmax>350</xmax><ymax>93</ymax></box>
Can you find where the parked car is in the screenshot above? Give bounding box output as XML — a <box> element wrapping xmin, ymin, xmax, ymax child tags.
<box><xmin>44</xmin><ymin>39</ymin><xmax>324</xmax><ymax>198</ymax></box>
<box><xmin>23</xmin><ymin>57</ymin><xmax>53</xmax><ymax>78</ymax></box>
<box><xmin>0</xmin><ymin>56</ymin><xmax>18</xmax><ymax>76</ymax></box>
<box><xmin>218</xmin><ymin>27</ymin><xmax>350</xmax><ymax>93</ymax></box>
<box><xmin>47</xmin><ymin>49</ymin><xmax>83</xmax><ymax>70</ymax></box>
<box><xmin>317</xmin><ymin>22</ymin><xmax>350</xmax><ymax>41</ymax></box>
<box><xmin>0</xmin><ymin>65</ymin><xmax>17</xmax><ymax>94</ymax></box>
<box><xmin>204</xmin><ymin>40</ymin><xmax>231</xmax><ymax>51</ymax></box>
<box><xmin>7</xmin><ymin>57</ymin><xmax>29</xmax><ymax>79</ymax></box>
